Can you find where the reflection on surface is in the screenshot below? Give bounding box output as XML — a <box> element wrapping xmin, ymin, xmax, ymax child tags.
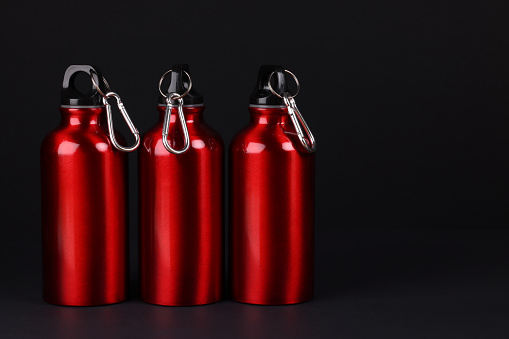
<box><xmin>57</xmin><ymin>141</ymin><xmax>79</xmax><ymax>155</ymax></box>
<box><xmin>245</xmin><ymin>142</ymin><xmax>266</xmax><ymax>154</ymax></box>
<box><xmin>42</xmin><ymin>300</ymin><xmax>317</xmax><ymax>338</ymax></box>
<box><xmin>154</xmin><ymin>141</ymin><xmax>168</xmax><ymax>156</ymax></box>
<box><xmin>146</xmin><ymin>303</ymin><xmax>213</xmax><ymax>339</ymax></box>
<box><xmin>236</xmin><ymin>303</ymin><xmax>303</xmax><ymax>338</ymax></box>
<box><xmin>192</xmin><ymin>140</ymin><xmax>205</xmax><ymax>149</ymax></box>
<box><xmin>95</xmin><ymin>142</ymin><xmax>108</xmax><ymax>152</ymax></box>
<box><xmin>282</xmin><ymin>142</ymin><xmax>294</xmax><ymax>151</ymax></box>
<box><xmin>144</xmin><ymin>301</ymin><xmax>309</xmax><ymax>338</ymax></box>
<box><xmin>49</xmin><ymin>305</ymin><xmax>117</xmax><ymax>339</ymax></box>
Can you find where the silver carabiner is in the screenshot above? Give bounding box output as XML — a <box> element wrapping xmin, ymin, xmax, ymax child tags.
<box><xmin>283</xmin><ymin>94</ymin><xmax>316</xmax><ymax>153</ymax></box>
<box><xmin>267</xmin><ymin>69</ymin><xmax>316</xmax><ymax>153</ymax></box>
<box><xmin>158</xmin><ymin>69</ymin><xmax>192</xmax><ymax>154</ymax></box>
<box><xmin>102</xmin><ymin>92</ymin><xmax>140</xmax><ymax>152</ymax></box>
<box><xmin>162</xmin><ymin>93</ymin><xmax>190</xmax><ymax>154</ymax></box>
<box><xmin>90</xmin><ymin>72</ymin><xmax>140</xmax><ymax>152</ymax></box>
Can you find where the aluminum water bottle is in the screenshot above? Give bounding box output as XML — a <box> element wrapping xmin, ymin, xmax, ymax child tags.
<box><xmin>139</xmin><ymin>64</ymin><xmax>224</xmax><ymax>306</ymax></box>
<box><xmin>230</xmin><ymin>65</ymin><xmax>316</xmax><ymax>305</ymax></box>
<box><xmin>41</xmin><ymin>65</ymin><xmax>139</xmax><ymax>306</ymax></box>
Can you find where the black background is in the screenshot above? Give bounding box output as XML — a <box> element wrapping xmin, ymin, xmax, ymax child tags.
<box><xmin>1</xmin><ymin>0</ymin><xmax>509</xmax><ymax>338</ymax></box>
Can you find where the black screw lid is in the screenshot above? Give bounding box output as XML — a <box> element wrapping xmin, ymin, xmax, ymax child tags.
<box><xmin>61</xmin><ymin>65</ymin><xmax>108</xmax><ymax>106</ymax></box>
<box><xmin>158</xmin><ymin>64</ymin><xmax>203</xmax><ymax>105</ymax></box>
<box><xmin>249</xmin><ymin>65</ymin><xmax>289</xmax><ymax>105</ymax></box>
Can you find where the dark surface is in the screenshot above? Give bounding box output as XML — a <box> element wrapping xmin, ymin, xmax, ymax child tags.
<box><xmin>1</xmin><ymin>0</ymin><xmax>509</xmax><ymax>337</ymax></box>
<box><xmin>1</xmin><ymin>230</ymin><xmax>509</xmax><ymax>338</ymax></box>
<box><xmin>2</xmin><ymin>0</ymin><xmax>509</xmax><ymax>230</ymax></box>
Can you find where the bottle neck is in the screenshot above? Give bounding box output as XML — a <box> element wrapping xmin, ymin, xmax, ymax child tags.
<box><xmin>156</xmin><ymin>105</ymin><xmax>205</xmax><ymax>123</ymax></box>
<box><xmin>59</xmin><ymin>106</ymin><xmax>104</xmax><ymax>127</ymax></box>
<box><xmin>248</xmin><ymin>106</ymin><xmax>290</xmax><ymax>125</ymax></box>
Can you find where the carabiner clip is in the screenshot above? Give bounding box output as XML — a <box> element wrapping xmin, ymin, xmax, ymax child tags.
<box><xmin>267</xmin><ymin>69</ymin><xmax>316</xmax><ymax>153</ymax></box>
<box><xmin>158</xmin><ymin>69</ymin><xmax>192</xmax><ymax>154</ymax></box>
<box><xmin>90</xmin><ymin>71</ymin><xmax>140</xmax><ymax>152</ymax></box>
<box><xmin>283</xmin><ymin>94</ymin><xmax>316</xmax><ymax>153</ymax></box>
<box><xmin>102</xmin><ymin>92</ymin><xmax>140</xmax><ymax>152</ymax></box>
<box><xmin>162</xmin><ymin>94</ymin><xmax>190</xmax><ymax>154</ymax></box>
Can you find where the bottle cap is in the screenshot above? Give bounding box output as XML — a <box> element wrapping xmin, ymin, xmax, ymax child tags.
<box><xmin>249</xmin><ymin>65</ymin><xmax>288</xmax><ymax>105</ymax></box>
<box><xmin>61</xmin><ymin>65</ymin><xmax>108</xmax><ymax>106</ymax></box>
<box><xmin>158</xmin><ymin>64</ymin><xmax>203</xmax><ymax>105</ymax></box>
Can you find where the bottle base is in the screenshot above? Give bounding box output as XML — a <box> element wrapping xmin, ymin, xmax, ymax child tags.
<box><xmin>43</xmin><ymin>297</ymin><xmax>127</xmax><ymax>307</ymax></box>
<box><xmin>141</xmin><ymin>297</ymin><xmax>222</xmax><ymax>307</ymax></box>
<box><xmin>231</xmin><ymin>296</ymin><xmax>313</xmax><ymax>306</ymax></box>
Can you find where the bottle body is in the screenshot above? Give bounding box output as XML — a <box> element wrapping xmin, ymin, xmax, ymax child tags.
<box><xmin>230</xmin><ymin>106</ymin><xmax>315</xmax><ymax>305</ymax></box>
<box><xmin>41</xmin><ymin>107</ymin><xmax>128</xmax><ymax>306</ymax></box>
<box><xmin>139</xmin><ymin>105</ymin><xmax>224</xmax><ymax>306</ymax></box>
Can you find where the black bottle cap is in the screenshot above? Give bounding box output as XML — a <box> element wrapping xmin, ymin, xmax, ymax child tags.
<box><xmin>249</xmin><ymin>65</ymin><xmax>288</xmax><ymax>105</ymax></box>
<box><xmin>61</xmin><ymin>65</ymin><xmax>108</xmax><ymax>106</ymax></box>
<box><xmin>158</xmin><ymin>64</ymin><xmax>204</xmax><ymax>105</ymax></box>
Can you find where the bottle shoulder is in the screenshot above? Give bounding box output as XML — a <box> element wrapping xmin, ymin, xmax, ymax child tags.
<box><xmin>41</xmin><ymin>125</ymin><xmax>116</xmax><ymax>155</ymax></box>
<box><xmin>142</xmin><ymin>122</ymin><xmax>164</xmax><ymax>141</ymax></box>
<box><xmin>142</xmin><ymin>121</ymin><xmax>224</xmax><ymax>153</ymax></box>
<box><xmin>230</xmin><ymin>122</ymin><xmax>299</xmax><ymax>152</ymax></box>
<box><xmin>198</xmin><ymin>122</ymin><xmax>224</xmax><ymax>143</ymax></box>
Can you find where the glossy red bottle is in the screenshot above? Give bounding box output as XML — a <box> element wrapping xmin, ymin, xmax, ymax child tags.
<box><xmin>139</xmin><ymin>65</ymin><xmax>223</xmax><ymax>306</ymax></box>
<box><xmin>41</xmin><ymin>65</ymin><xmax>133</xmax><ymax>306</ymax></box>
<box><xmin>230</xmin><ymin>65</ymin><xmax>316</xmax><ymax>305</ymax></box>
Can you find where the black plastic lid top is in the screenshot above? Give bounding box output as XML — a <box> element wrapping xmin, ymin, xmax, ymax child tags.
<box><xmin>61</xmin><ymin>65</ymin><xmax>109</xmax><ymax>106</ymax></box>
<box><xmin>250</xmin><ymin>65</ymin><xmax>289</xmax><ymax>105</ymax></box>
<box><xmin>158</xmin><ymin>64</ymin><xmax>203</xmax><ymax>105</ymax></box>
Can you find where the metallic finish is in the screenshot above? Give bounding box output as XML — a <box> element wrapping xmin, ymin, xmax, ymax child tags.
<box><xmin>139</xmin><ymin>105</ymin><xmax>224</xmax><ymax>306</ymax></box>
<box><xmin>230</xmin><ymin>106</ymin><xmax>315</xmax><ymax>305</ymax></box>
<box><xmin>89</xmin><ymin>72</ymin><xmax>140</xmax><ymax>152</ymax></box>
<box><xmin>267</xmin><ymin>69</ymin><xmax>300</xmax><ymax>98</ymax></box>
<box><xmin>162</xmin><ymin>96</ymin><xmax>190</xmax><ymax>154</ymax></box>
<box><xmin>41</xmin><ymin>106</ymin><xmax>128</xmax><ymax>306</ymax></box>
<box><xmin>158</xmin><ymin>70</ymin><xmax>192</xmax><ymax>99</ymax></box>
<box><xmin>89</xmin><ymin>69</ymin><xmax>112</xmax><ymax>98</ymax></box>
<box><xmin>103</xmin><ymin>92</ymin><xmax>140</xmax><ymax>152</ymax></box>
<box><xmin>248</xmin><ymin>104</ymin><xmax>286</xmax><ymax>108</ymax></box>
<box><xmin>158</xmin><ymin>103</ymin><xmax>205</xmax><ymax>108</ymax></box>
<box><xmin>283</xmin><ymin>94</ymin><xmax>316</xmax><ymax>152</ymax></box>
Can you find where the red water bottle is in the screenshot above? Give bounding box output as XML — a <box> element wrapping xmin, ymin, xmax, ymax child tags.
<box><xmin>230</xmin><ymin>65</ymin><xmax>316</xmax><ymax>305</ymax></box>
<box><xmin>139</xmin><ymin>64</ymin><xmax>224</xmax><ymax>306</ymax></box>
<box><xmin>41</xmin><ymin>65</ymin><xmax>140</xmax><ymax>306</ymax></box>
